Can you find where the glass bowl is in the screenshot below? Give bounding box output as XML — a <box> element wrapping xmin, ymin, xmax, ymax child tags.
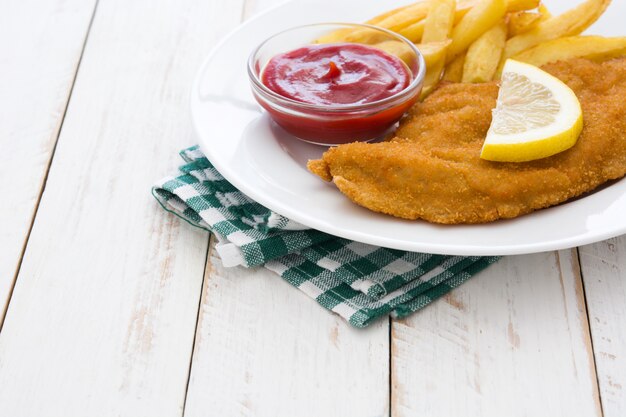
<box><xmin>247</xmin><ymin>23</ymin><xmax>425</xmax><ymax>145</ymax></box>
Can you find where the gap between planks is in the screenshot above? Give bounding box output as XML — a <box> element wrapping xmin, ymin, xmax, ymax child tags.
<box><xmin>390</xmin><ymin>250</ymin><xmax>603</xmax><ymax>417</ymax></box>
<box><xmin>577</xmin><ymin>246</ymin><xmax>606</xmax><ymax>417</ymax></box>
<box><xmin>180</xmin><ymin>1</ymin><xmax>249</xmax><ymax>414</ymax></box>
<box><xmin>177</xmin><ymin>2</ymin><xmax>615</xmax><ymax>416</ymax></box>
<box><xmin>181</xmin><ymin>233</ymin><xmax>214</xmax><ymax>416</ymax></box>
<box><xmin>0</xmin><ymin>0</ymin><xmax>100</xmax><ymax>331</ymax></box>
<box><xmin>0</xmin><ymin>0</ymin><xmax>227</xmax><ymax>413</ymax></box>
<box><xmin>181</xmin><ymin>4</ymin><xmax>388</xmax><ymax>417</ymax></box>
<box><xmin>566</xmin><ymin>248</ymin><xmax>605</xmax><ymax>417</ymax></box>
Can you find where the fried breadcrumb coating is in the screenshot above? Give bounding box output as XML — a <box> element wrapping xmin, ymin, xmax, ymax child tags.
<box><xmin>307</xmin><ymin>58</ymin><xmax>626</xmax><ymax>224</ymax></box>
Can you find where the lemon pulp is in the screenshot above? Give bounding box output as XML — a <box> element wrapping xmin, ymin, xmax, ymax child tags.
<box><xmin>480</xmin><ymin>59</ymin><xmax>583</xmax><ymax>162</ymax></box>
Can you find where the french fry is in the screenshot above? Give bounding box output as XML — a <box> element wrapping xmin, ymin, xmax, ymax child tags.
<box><xmin>505</xmin><ymin>0</ymin><xmax>540</xmax><ymax>12</ymax></box>
<box><xmin>314</xmin><ymin>28</ymin><xmax>353</xmax><ymax>44</ymax></box>
<box><xmin>461</xmin><ymin>0</ymin><xmax>539</xmax><ymax>14</ymax></box>
<box><xmin>454</xmin><ymin>1</ymin><xmax>477</xmax><ymax>20</ymax></box>
<box><xmin>374</xmin><ymin>40</ymin><xmax>416</xmax><ymax>66</ymax></box>
<box><xmin>447</xmin><ymin>0</ymin><xmax>507</xmax><ymax>62</ymax></box>
<box><xmin>399</xmin><ymin>20</ymin><xmax>426</xmax><ymax>42</ymax></box>
<box><xmin>373</xmin><ymin>1</ymin><xmax>431</xmax><ymax>32</ymax></box>
<box><xmin>330</xmin><ymin>0</ymin><xmax>619</xmax><ymax>95</ymax></box>
<box><xmin>422</xmin><ymin>0</ymin><xmax>456</xmax><ymax>43</ymax></box>
<box><xmin>343</xmin><ymin>28</ymin><xmax>394</xmax><ymax>44</ymax></box>
<box><xmin>366</xmin><ymin>3</ymin><xmax>416</xmax><ymax>25</ymax></box>
<box><xmin>418</xmin><ymin>40</ymin><xmax>453</xmax><ymax>98</ymax></box>
<box><xmin>319</xmin><ymin>2</ymin><xmax>430</xmax><ymax>44</ymax></box>
<box><xmin>503</xmin><ymin>0</ymin><xmax>612</xmax><ymax>59</ymax></box>
<box><xmin>508</xmin><ymin>11</ymin><xmax>542</xmax><ymax>36</ymax></box>
<box><xmin>443</xmin><ymin>52</ymin><xmax>466</xmax><ymax>82</ymax></box>
<box><xmin>510</xmin><ymin>35</ymin><xmax>626</xmax><ymax>67</ymax></box>
<box><xmin>417</xmin><ymin>39</ymin><xmax>453</xmax><ymax>68</ymax></box>
<box><xmin>537</xmin><ymin>3</ymin><xmax>552</xmax><ymax>20</ymax></box>
<box><xmin>316</xmin><ymin>27</ymin><xmax>390</xmax><ymax>45</ymax></box>
<box><xmin>423</xmin><ymin>62</ymin><xmax>446</xmax><ymax>94</ymax></box>
<box><xmin>398</xmin><ymin>0</ymin><xmax>532</xmax><ymax>44</ymax></box>
<box><xmin>463</xmin><ymin>20</ymin><xmax>508</xmax><ymax>82</ymax></box>
<box><xmin>421</xmin><ymin>0</ymin><xmax>456</xmax><ymax>91</ymax></box>
<box><xmin>400</xmin><ymin>0</ymin><xmax>470</xmax><ymax>43</ymax></box>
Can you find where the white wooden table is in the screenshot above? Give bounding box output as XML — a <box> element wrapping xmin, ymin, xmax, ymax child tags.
<box><xmin>0</xmin><ymin>0</ymin><xmax>624</xmax><ymax>416</ymax></box>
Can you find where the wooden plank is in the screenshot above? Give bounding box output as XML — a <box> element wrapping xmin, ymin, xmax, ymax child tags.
<box><xmin>0</xmin><ymin>0</ymin><xmax>246</xmax><ymax>415</ymax></box>
<box><xmin>392</xmin><ymin>250</ymin><xmax>602</xmax><ymax>417</ymax></box>
<box><xmin>580</xmin><ymin>236</ymin><xmax>626</xmax><ymax>417</ymax></box>
<box><xmin>183</xmin><ymin>1</ymin><xmax>389</xmax><ymax>416</ymax></box>
<box><xmin>183</xmin><ymin>248</ymin><xmax>390</xmax><ymax>417</ymax></box>
<box><xmin>0</xmin><ymin>0</ymin><xmax>97</xmax><ymax>323</ymax></box>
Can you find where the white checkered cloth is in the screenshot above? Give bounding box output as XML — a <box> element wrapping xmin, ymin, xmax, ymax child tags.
<box><xmin>153</xmin><ymin>146</ymin><xmax>499</xmax><ymax>327</ymax></box>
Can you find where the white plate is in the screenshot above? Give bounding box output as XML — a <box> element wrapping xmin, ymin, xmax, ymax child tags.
<box><xmin>191</xmin><ymin>0</ymin><xmax>626</xmax><ymax>256</ymax></box>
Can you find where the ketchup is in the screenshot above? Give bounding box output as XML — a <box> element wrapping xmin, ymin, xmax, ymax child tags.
<box><xmin>251</xmin><ymin>42</ymin><xmax>421</xmax><ymax>144</ymax></box>
<box><xmin>261</xmin><ymin>43</ymin><xmax>411</xmax><ymax>106</ymax></box>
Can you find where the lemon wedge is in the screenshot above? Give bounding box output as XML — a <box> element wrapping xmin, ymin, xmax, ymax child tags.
<box><xmin>480</xmin><ymin>59</ymin><xmax>583</xmax><ymax>162</ymax></box>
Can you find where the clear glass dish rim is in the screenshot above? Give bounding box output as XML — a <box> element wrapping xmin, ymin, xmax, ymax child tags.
<box><xmin>247</xmin><ymin>22</ymin><xmax>426</xmax><ymax>114</ymax></box>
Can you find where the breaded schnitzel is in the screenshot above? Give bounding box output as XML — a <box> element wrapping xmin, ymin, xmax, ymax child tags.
<box><xmin>308</xmin><ymin>57</ymin><xmax>626</xmax><ymax>224</ymax></box>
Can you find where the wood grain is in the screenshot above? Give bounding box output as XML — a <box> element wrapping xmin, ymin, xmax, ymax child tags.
<box><xmin>392</xmin><ymin>250</ymin><xmax>602</xmax><ymax>417</ymax></box>
<box><xmin>183</xmin><ymin>1</ymin><xmax>389</xmax><ymax>416</ymax></box>
<box><xmin>184</xmin><ymin>249</ymin><xmax>390</xmax><ymax>417</ymax></box>
<box><xmin>0</xmin><ymin>0</ymin><xmax>244</xmax><ymax>415</ymax></box>
<box><xmin>1</xmin><ymin>0</ymin><xmax>623</xmax><ymax>415</ymax></box>
<box><xmin>580</xmin><ymin>236</ymin><xmax>626</xmax><ymax>417</ymax></box>
<box><xmin>0</xmin><ymin>0</ymin><xmax>97</xmax><ymax>324</ymax></box>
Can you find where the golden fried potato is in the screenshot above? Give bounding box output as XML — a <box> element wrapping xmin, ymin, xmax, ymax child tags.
<box><xmin>503</xmin><ymin>0</ymin><xmax>612</xmax><ymax>59</ymax></box>
<box><xmin>400</xmin><ymin>0</ymin><xmax>469</xmax><ymax>42</ymax></box>
<box><xmin>325</xmin><ymin>0</ymin><xmax>616</xmax><ymax>95</ymax></box>
<box><xmin>505</xmin><ymin>0</ymin><xmax>540</xmax><ymax>12</ymax></box>
<box><xmin>508</xmin><ymin>11</ymin><xmax>542</xmax><ymax>36</ymax></box>
<box><xmin>373</xmin><ymin>1</ymin><xmax>431</xmax><ymax>32</ymax></box>
<box><xmin>374</xmin><ymin>40</ymin><xmax>416</xmax><ymax>66</ymax></box>
<box><xmin>443</xmin><ymin>51</ymin><xmax>466</xmax><ymax>82</ymax></box>
<box><xmin>462</xmin><ymin>0</ymin><xmax>539</xmax><ymax>13</ymax></box>
<box><xmin>463</xmin><ymin>20</ymin><xmax>508</xmax><ymax>82</ymax></box>
<box><xmin>510</xmin><ymin>35</ymin><xmax>626</xmax><ymax>67</ymax></box>
<box><xmin>399</xmin><ymin>20</ymin><xmax>426</xmax><ymax>43</ymax></box>
<box><xmin>366</xmin><ymin>3</ymin><xmax>414</xmax><ymax>25</ymax></box>
<box><xmin>422</xmin><ymin>0</ymin><xmax>456</xmax><ymax>43</ymax></box>
<box><xmin>382</xmin><ymin>0</ymin><xmax>536</xmax><ymax>44</ymax></box>
<box><xmin>447</xmin><ymin>0</ymin><xmax>507</xmax><ymax>62</ymax></box>
<box><xmin>537</xmin><ymin>3</ymin><xmax>552</xmax><ymax>20</ymax></box>
<box><xmin>318</xmin><ymin>2</ymin><xmax>430</xmax><ymax>44</ymax></box>
<box><xmin>316</xmin><ymin>27</ymin><xmax>390</xmax><ymax>45</ymax></box>
<box><xmin>421</xmin><ymin>0</ymin><xmax>456</xmax><ymax>90</ymax></box>
<box><xmin>417</xmin><ymin>39</ymin><xmax>452</xmax><ymax>67</ymax></box>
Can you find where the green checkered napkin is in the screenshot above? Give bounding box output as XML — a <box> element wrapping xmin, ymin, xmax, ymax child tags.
<box><xmin>152</xmin><ymin>146</ymin><xmax>499</xmax><ymax>327</ymax></box>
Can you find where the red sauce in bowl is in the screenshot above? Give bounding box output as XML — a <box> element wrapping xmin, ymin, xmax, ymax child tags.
<box><xmin>250</xmin><ymin>39</ymin><xmax>423</xmax><ymax>144</ymax></box>
<box><xmin>261</xmin><ymin>43</ymin><xmax>412</xmax><ymax>106</ymax></box>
